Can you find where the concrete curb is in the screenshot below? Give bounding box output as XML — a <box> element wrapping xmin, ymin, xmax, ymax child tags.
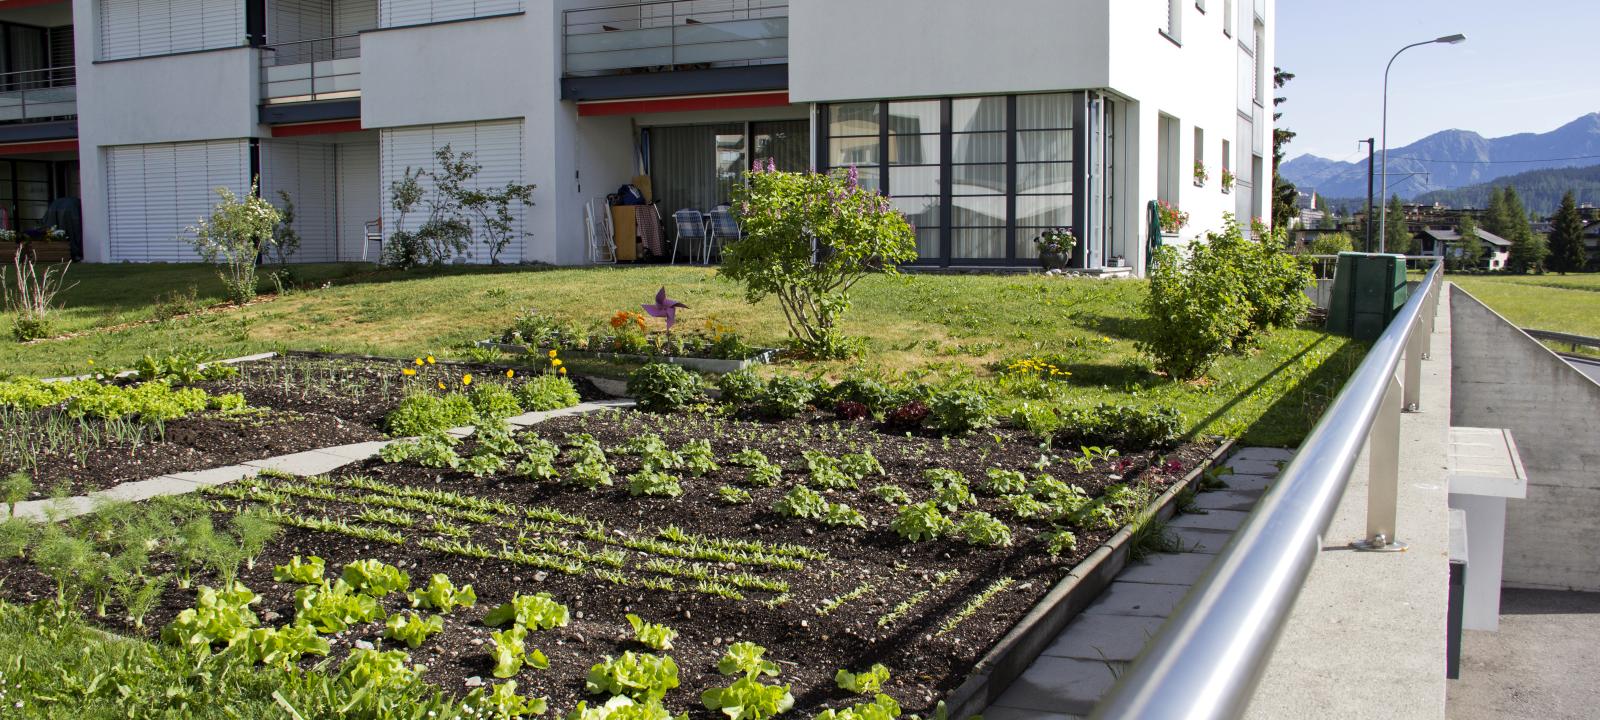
<box><xmin>942</xmin><ymin>438</ymin><xmax>1238</xmax><ymax>720</ymax></box>
<box><xmin>9</xmin><ymin>400</ymin><xmax>633</xmax><ymax>522</ymax></box>
<box><xmin>39</xmin><ymin>351</ymin><xmax>280</xmax><ymax>384</ymax></box>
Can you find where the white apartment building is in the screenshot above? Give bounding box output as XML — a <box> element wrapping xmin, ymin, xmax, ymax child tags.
<box><xmin>0</xmin><ymin>0</ymin><xmax>1271</xmax><ymax>273</ymax></box>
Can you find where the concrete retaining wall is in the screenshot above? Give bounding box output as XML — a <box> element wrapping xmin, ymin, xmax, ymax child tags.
<box><xmin>1450</xmin><ymin>285</ymin><xmax>1600</xmax><ymax>592</ymax></box>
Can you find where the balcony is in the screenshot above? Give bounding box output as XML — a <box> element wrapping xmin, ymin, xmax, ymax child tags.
<box><xmin>0</xmin><ymin>66</ymin><xmax>76</xmax><ymax>123</ymax></box>
<box><xmin>563</xmin><ymin>0</ymin><xmax>788</xmax><ymax>78</ymax></box>
<box><xmin>261</xmin><ymin>34</ymin><xmax>361</xmax><ymax>104</ymax></box>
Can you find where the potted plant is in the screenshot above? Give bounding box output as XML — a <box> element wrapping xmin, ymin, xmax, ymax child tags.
<box><xmin>1220</xmin><ymin>168</ymin><xmax>1236</xmax><ymax>194</ymax></box>
<box><xmin>1157</xmin><ymin>201</ymin><xmax>1188</xmax><ymax>240</ymax></box>
<box><xmin>1034</xmin><ymin>227</ymin><xmax>1076</xmax><ymax>270</ymax></box>
<box><xmin>1193</xmin><ymin>161</ymin><xmax>1209</xmax><ymax>187</ymax></box>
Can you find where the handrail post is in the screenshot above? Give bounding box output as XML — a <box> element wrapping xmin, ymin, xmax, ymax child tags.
<box><xmin>1403</xmin><ymin>324</ymin><xmax>1424</xmax><ymax>411</ymax></box>
<box><xmin>1355</xmin><ymin>373</ymin><xmax>1406</xmax><ymax>551</ymax></box>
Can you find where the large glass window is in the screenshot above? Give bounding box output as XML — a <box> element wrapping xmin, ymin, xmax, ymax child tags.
<box><xmin>822</xmin><ymin>93</ymin><xmax>1081</xmax><ymax>265</ymax></box>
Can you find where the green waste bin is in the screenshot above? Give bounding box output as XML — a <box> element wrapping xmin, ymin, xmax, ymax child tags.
<box><xmin>1326</xmin><ymin>252</ymin><xmax>1409</xmax><ymax>340</ymax></box>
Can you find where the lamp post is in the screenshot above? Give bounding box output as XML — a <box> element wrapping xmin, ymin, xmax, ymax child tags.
<box><xmin>1378</xmin><ymin>33</ymin><xmax>1466</xmax><ymax>253</ymax></box>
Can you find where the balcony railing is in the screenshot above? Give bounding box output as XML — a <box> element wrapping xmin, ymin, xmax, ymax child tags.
<box><xmin>0</xmin><ymin>65</ymin><xmax>77</xmax><ymax>123</ymax></box>
<box><xmin>563</xmin><ymin>0</ymin><xmax>788</xmax><ymax>77</ymax></box>
<box><xmin>261</xmin><ymin>34</ymin><xmax>360</xmax><ymax>104</ymax></box>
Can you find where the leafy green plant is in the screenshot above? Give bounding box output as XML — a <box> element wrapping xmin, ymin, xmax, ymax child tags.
<box><xmin>717</xmin><ymin>369</ymin><xmax>767</xmax><ymax>405</ymax></box>
<box><xmin>838</xmin><ymin>451</ymin><xmax>884</xmax><ymax>481</ymax></box>
<box><xmin>953</xmin><ymin>511</ymin><xmax>1013</xmax><ymax>547</ymax></box>
<box><xmin>717</xmin><ymin>485</ymin><xmax>752</xmax><ymax>505</ymax></box>
<box><xmin>628</xmin><ymin>364</ymin><xmax>703</xmax><ymax>412</ymax></box>
<box><xmin>871</xmin><ymin>485</ymin><xmax>910</xmax><ymax>505</ymax></box>
<box><xmin>815</xmin><ymin>694</ymin><xmax>903</xmax><ymax>720</ymax></box>
<box><xmin>759</xmin><ymin>376</ymin><xmax>816</xmax><ymax>418</ymax></box>
<box><xmin>1002</xmin><ymin>493</ymin><xmax>1050</xmax><ymax>520</ymax></box>
<box><xmin>774</xmin><ymin>486</ymin><xmax>828</xmax><ymax>520</ymax></box>
<box><xmin>628</xmin><ymin>470</ymin><xmax>683</xmax><ymax>498</ymax></box>
<box><xmin>585</xmin><ymin>651</ymin><xmax>681</xmax><ymax>702</ymax></box>
<box><xmin>240</xmin><ymin>623</ymin><xmax>331</xmax><ymax>668</ymax></box>
<box><xmin>273</xmin><ymin>555</ymin><xmax>326</xmax><ymax>584</ymax></box>
<box><xmin>805</xmin><ymin>451</ymin><xmax>855</xmax><ymax>490</ymax></box>
<box><xmin>1043</xmin><ymin>527</ymin><xmax>1079</xmax><ymax>556</ymax></box>
<box><xmin>835</xmin><ymin>664</ymin><xmax>890</xmax><ymax>694</ymax></box>
<box><xmin>724</xmin><ymin>166</ymin><xmax>918</xmax><ymax>359</ymax></box>
<box><xmin>293</xmin><ymin>580</ymin><xmax>386</xmax><ymax>633</ymax></box>
<box><xmin>160</xmin><ymin>582</ymin><xmax>261</xmax><ymax>655</ymax></box>
<box><xmin>341</xmin><ymin>559</ymin><xmax>411</xmax><ymax>597</ymax></box>
<box><xmin>822</xmin><ymin>502</ymin><xmax>867</xmax><ymax>528</ymax></box>
<box><xmin>514</xmin><ymin>375</ymin><xmax>582</xmax><ymax>411</ymax></box>
<box><xmin>471</xmin><ymin>382</ymin><xmax>524</xmax><ymax>421</ymax></box>
<box><xmin>1058</xmin><ymin>403</ymin><xmax>1184</xmax><ymax>449</ymax></box>
<box><xmin>409</xmin><ymin>573</ymin><xmax>477</xmax><ymax>613</ymax></box>
<box><xmin>679</xmin><ymin>439</ymin><xmax>719</xmax><ymax>476</ymax></box>
<box><xmin>926</xmin><ymin>470</ymin><xmax>975</xmax><ymax>512</ymax></box>
<box><xmin>626</xmin><ymin>614</ymin><xmax>678</xmax><ymax>651</ymax></box>
<box><xmin>747</xmin><ymin>462</ymin><xmax>783</xmax><ymax>487</ymax></box>
<box><xmin>3</xmin><ymin>470</ymin><xmax>31</xmax><ymax>516</ymax></box>
<box><xmin>701</xmin><ymin>675</ymin><xmax>795</xmax><ymax>720</ymax></box>
<box><xmin>891</xmin><ymin>502</ymin><xmax>951</xmax><ymax>543</ymax></box>
<box><xmin>385</xmin><ymin>391</ymin><xmax>478</xmax><ymax>436</ymax></box>
<box><xmin>983</xmin><ymin>468</ymin><xmax>1029</xmax><ymax>495</ymax></box>
<box><xmin>491</xmin><ymin>624</ymin><xmax>550</xmax><ymax>678</ymax></box>
<box><xmin>717</xmin><ymin>641</ymin><xmax>780</xmax><ymax>678</ymax></box>
<box><xmin>926</xmin><ymin>388</ymin><xmax>993</xmax><ymax>435</ymax></box>
<box><xmin>826</xmin><ymin>379</ymin><xmax>896</xmax><ymax>416</ymax></box>
<box><xmin>384</xmin><ymin>611</ymin><xmax>444</xmax><ymax>649</ymax></box>
<box><xmin>462</xmin><ymin>680</ymin><xmax>550</xmax><ymax>719</ymax></box>
<box><xmin>728</xmin><ymin>448</ymin><xmax>769</xmax><ymax>467</ymax></box>
<box><xmin>568</xmin><ymin>695</ymin><xmax>684</xmax><ymax>720</ymax></box>
<box><xmin>485</xmin><ymin>592</ymin><xmax>571</xmax><ymax>630</ymax></box>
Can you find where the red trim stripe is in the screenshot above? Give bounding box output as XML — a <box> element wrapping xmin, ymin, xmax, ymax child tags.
<box><xmin>0</xmin><ymin>0</ymin><xmax>69</xmax><ymax>10</ymax></box>
<box><xmin>0</xmin><ymin>139</ymin><xmax>76</xmax><ymax>156</ymax></box>
<box><xmin>578</xmin><ymin>91</ymin><xmax>790</xmax><ymax>117</ymax></box>
<box><xmin>271</xmin><ymin>119</ymin><xmax>363</xmax><ymax>137</ymax></box>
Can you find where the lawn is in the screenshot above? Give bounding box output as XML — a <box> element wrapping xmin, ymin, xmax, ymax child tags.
<box><xmin>1448</xmin><ymin>272</ymin><xmax>1600</xmax><ymax>340</ymax></box>
<box><xmin>1</xmin><ymin>263</ymin><xmax>1359</xmax><ymax>447</ymax></box>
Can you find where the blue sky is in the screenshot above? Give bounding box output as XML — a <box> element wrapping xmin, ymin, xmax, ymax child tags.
<box><xmin>1277</xmin><ymin>0</ymin><xmax>1600</xmax><ymax>162</ymax></box>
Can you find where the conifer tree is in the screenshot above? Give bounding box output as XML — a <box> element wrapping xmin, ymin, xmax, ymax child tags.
<box><xmin>1547</xmin><ymin>191</ymin><xmax>1588</xmax><ymax>274</ymax></box>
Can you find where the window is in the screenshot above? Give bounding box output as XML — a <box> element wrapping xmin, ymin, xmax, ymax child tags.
<box><xmin>821</xmin><ymin>93</ymin><xmax>1080</xmax><ymax>264</ymax></box>
<box><xmin>1221</xmin><ymin>138</ymin><xmax>1232</xmax><ymax>192</ymax></box>
<box><xmin>1224</xmin><ymin>0</ymin><xmax>1234</xmax><ymax>36</ymax></box>
<box><xmin>1157</xmin><ymin>114</ymin><xmax>1178</xmax><ymax>207</ymax></box>
<box><xmin>1193</xmin><ymin>127</ymin><xmax>1205</xmax><ymax>186</ymax></box>
<box><xmin>1254</xmin><ymin>21</ymin><xmax>1265</xmax><ymax>106</ymax></box>
<box><xmin>99</xmin><ymin>0</ymin><xmax>244</xmax><ymax>61</ymax></box>
<box><xmin>1164</xmin><ymin>0</ymin><xmax>1182</xmax><ymax>42</ymax></box>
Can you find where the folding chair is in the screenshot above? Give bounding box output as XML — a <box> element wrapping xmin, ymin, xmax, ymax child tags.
<box><xmin>706</xmin><ymin>207</ymin><xmax>741</xmax><ymax>264</ymax></box>
<box><xmin>670</xmin><ymin>209</ymin><xmax>706</xmax><ymax>266</ymax></box>
<box><xmin>363</xmin><ymin>219</ymin><xmax>382</xmax><ymax>262</ymax></box>
<box><xmin>586</xmin><ymin>198</ymin><xmax>616</xmax><ymax>264</ymax></box>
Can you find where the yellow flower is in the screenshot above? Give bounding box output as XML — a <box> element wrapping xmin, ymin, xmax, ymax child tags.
<box><xmin>86</xmin><ymin>359</ymin><xmax>94</xmax><ymax>366</ymax></box>
<box><xmin>505</xmin><ymin>369</ymin><xmax>515</xmax><ymax>378</ymax></box>
<box><xmin>402</xmin><ymin>368</ymin><xmax>416</xmax><ymax>376</ymax></box>
<box><xmin>551</xmin><ymin>359</ymin><xmax>562</xmax><ymax>367</ymax></box>
<box><xmin>426</xmin><ymin>355</ymin><xmax>436</xmax><ymax>365</ymax></box>
<box><xmin>547</xmin><ymin>349</ymin><xmax>558</xmax><ymax>359</ymax></box>
<box><xmin>462</xmin><ymin>374</ymin><xmax>473</xmax><ymax>386</ymax></box>
<box><xmin>437</xmin><ymin>381</ymin><xmax>446</xmax><ymax>390</ymax></box>
<box><xmin>558</xmin><ymin>367</ymin><xmax>567</xmax><ymax>375</ymax></box>
<box><xmin>414</xmin><ymin>357</ymin><xmax>424</xmax><ymax>366</ymax></box>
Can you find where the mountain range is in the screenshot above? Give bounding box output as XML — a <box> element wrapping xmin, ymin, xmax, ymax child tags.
<box><xmin>1280</xmin><ymin>112</ymin><xmax>1600</xmax><ymax>200</ymax></box>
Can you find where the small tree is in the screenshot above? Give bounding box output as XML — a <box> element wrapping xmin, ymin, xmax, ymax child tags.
<box><xmin>271</xmin><ymin>190</ymin><xmax>301</xmax><ymax>266</ymax></box>
<box><xmin>1547</xmin><ymin>191</ymin><xmax>1587</xmax><ymax>274</ymax></box>
<box><xmin>384</xmin><ymin>146</ymin><xmax>534</xmax><ymax>268</ymax></box>
<box><xmin>184</xmin><ymin>179</ymin><xmax>280</xmax><ymax>305</ymax></box>
<box><xmin>1453</xmin><ymin>215</ymin><xmax>1485</xmax><ymax>272</ymax></box>
<box><xmin>1504</xmin><ymin>187</ymin><xmax>1547</xmax><ymax>274</ymax></box>
<box><xmin>723</xmin><ymin>165</ymin><xmax>918</xmax><ymax>359</ymax></box>
<box><xmin>1308</xmin><ymin>231</ymin><xmax>1354</xmax><ymax>256</ymax></box>
<box><xmin>1384</xmin><ymin>195</ymin><xmax>1413</xmax><ymax>255</ymax></box>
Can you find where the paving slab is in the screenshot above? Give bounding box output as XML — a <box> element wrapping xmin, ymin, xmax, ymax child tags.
<box><xmin>1230</xmin><ymin>447</ymin><xmax>1296</xmax><ymax>463</ymax></box>
<box><xmin>1117</xmin><ymin>552</ymin><xmax>1217</xmax><ymax>586</ymax></box>
<box><xmin>1226</xmin><ymin>458</ymin><xmax>1284</xmax><ymax>476</ymax></box>
<box><xmin>1080</xmin><ymin>581</ymin><xmax>1189</xmax><ymax>618</ymax></box>
<box><xmin>982</xmin><ymin>705</ymin><xmax>1083</xmax><ymax>720</ymax></box>
<box><xmin>12</xmin><ymin>496</ymin><xmax>93</xmax><ymax>521</ymax></box>
<box><xmin>1167</xmin><ymin>526</ymin><xmax>1234</xmax><ymax>554</ymax></box>
<box><xmin>318</xmin><ymin>440</ymin><xmax>393</xmax><ymax>460</ymax></box>
<box><xmin>166</xmin><ymin>464</ymin><xmax>260</xmax><ymax>487</ymax></box>
<box><xmin>1041</xmin><ymin>613</ymin><xmax>1166</xmax><ymax>662</ymax></box>
<box><xmin>1167</xmin><ymin>509</ymin><xmax>1250</xmax><ymax>532</ymax></box>
<box><xmin>988</xmin><ymin>656</ymin><xmax>1119</xmax><ymax>716</ymax></box>
<box><xmin>243</xmin><ymin>449</ymin><xmax>358</xmax><ymax>476</ymax></box>
<box><xmin>1189</xmin><ymin>489</ymin><xmax>1262</xmax><ymax>512</ymax></box>
<box><xmin>1217</xmin><ymin>473</ymin><xmax>1275</xmax><ymax>493</ymax></box>
<box><xmin>95</xmin><ymin>476</ymin><xmax>201</xmax><ymax>503</ymax></box>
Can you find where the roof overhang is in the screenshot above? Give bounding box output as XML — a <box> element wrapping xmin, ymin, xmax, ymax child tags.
<box><xmin>577</xmin><ymin>90</ymin><xmax>790</xmax><ymax>117</ymax></box>
<box><xmin>562</xmin><ymin>64</ymin><xmax>788</xmax><ymax>103</ymax></box>
<box><xmin>0</xmin><ymin>138</ymin><xmax>76</xmax><ymax>156</ymax></box>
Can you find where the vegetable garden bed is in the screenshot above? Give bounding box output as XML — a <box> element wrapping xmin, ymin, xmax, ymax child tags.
<box><xmin>0</xmin><ymin>401</ymin><xmax>1220</xmax><ymax>718</ymax></box>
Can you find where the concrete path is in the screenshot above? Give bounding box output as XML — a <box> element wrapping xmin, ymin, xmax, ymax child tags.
<box><xmin>11</xmin><ymin>399</ymin><xmax>634</xmax><ymax>521</ymax></box>
<box><xmin>982</xmin><ymin>447</ymin><xmax>1291</xmax><ymax>720</ymax></box>
<box><xmin>1448</xmin><ymin>588</ymin><xmax>1600</xmax><ymax>720</ymax></box>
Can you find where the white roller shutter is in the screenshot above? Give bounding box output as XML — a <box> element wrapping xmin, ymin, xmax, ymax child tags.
<box><xmin>100</xmin><ymin>0</ymin><xmax>243</xmax><ymax>61</ymax></box>
<box><xmin>380</xmin><ymin>119</ymin><xmax>526</xmax><ymax>264</ymax></box>
<box><xmin>261</xmin><ymin>140</ymin><xmax>339</xmax><ymax>263</ymax></box>
<box><xmin>106</xmin><ymin>139</ymin><xmax>250</xmax><ymax>262</ymax></box>
<box><xmin>337</xmin><ymin>141</ymin><xmax>380</xmax><ymax>260</ymax></box>
<box><xmin>379</xmin><ymin>0</ymin><xmax>521</xmax><ymax>29</ymax></box>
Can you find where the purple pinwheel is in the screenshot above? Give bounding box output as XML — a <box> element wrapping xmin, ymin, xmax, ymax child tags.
<box><xmin>642</xmin><ymin>286</ymin><xmax>688</xmax><ymax>330</ymax></box>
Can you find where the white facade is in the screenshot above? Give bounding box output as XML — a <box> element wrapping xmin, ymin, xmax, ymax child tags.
<box><xmin>25</xmin><ymin>0</ymin><xmax>1269</xmax><ymax>272</ymax></box>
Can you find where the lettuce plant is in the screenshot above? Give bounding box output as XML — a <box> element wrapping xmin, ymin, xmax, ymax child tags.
<box><xmin>568</xmin><ymin>696</ymin><xmax>685</xmax><ymax>720</ymax></box>
<box><xmin>717</xmin><ymin>486</ymin><xmax>752</xmax><ymax>505</ymax></box>
<box><xmin>294</xmin><ymin>580</ymin><xmax>386</xmax><ymax>633</ymax></box>
<box><xmin>804</xmin><ymin>451</ymin><xmax>855</xmax><ymax>490</ymax></box>
<box><xmin>727</xmin><ymin>448</ymin><xmax>768</xmax><ymax>467</ymax></box>
<box><xmin>747</xmin><ymin>463</ymin><xmax>783</xmax><ymax>487</ymax></box>
<box><xmin>925</xmin><ymin>470</ymin><xmax>974</xmax><ymax>512</ymax></box>
<box><xmin>585</xmin><ymin>651</ymin><xmax>681</xmax><ymax>702</ymax></box>
<box><xmin>678</xmin><ymin>439</ymin><xmax>719</xmax><ymax>476</ymax></box>
<box><xmin>700</xmin><ymin>675</ymin><xmax>795</xmax><ymax>720</ymax></box>
<box><xmin>484</xmin><ymin>592</ymin><xmax>570</xmax><ymax>630</ymax></box>
<box><xmin>272</xmin><ymin>555</ymin><xmax>325</xmax><ymax>584</ymax></box>
<box><xmin>1043</xmin><ymin>527</ymin><xmax>1079</xmax><ymax>556</ymax></box>
<box><xmin>716</xmin><ymin>642</ymin><xmax>779</xmax><ymax>678</ymax></box>
<box><xmin>341</xmin><ymin>559</ymin><xmax>411</xmax><ymax>597</ymax></box>
<box><xmin>408</xmin><ymin>573</ymin><xmax>477</xmax><ymax>613</ymax></box>
<box><xmin>160</xmin><ymin>582</ymin><xmax>261</xmax><ymax>655</ymax></box>
<box><xmin>385</xmin><ymin>612</ymin><xmax>444</xmax><ymax>649</ymax></box>
<box><xmin>462</xmin><ymin>680</ymin><xmax>550</xmax><ymax>719</ymax></box>
<box><xmin>627</xmin><ymin>470</ymin><xmax>683</xmax><ymax>498</ymax></box>
<box><xmin>490</xmin><ymin>624</ymin><xmax>550</xmax><ymax>678</ymax></box>
<box><xmin>626</xmin><ymin>613</ymin><xmax>678</xmax><ymax>651</ymax></box>
<box><xmin>338</xmin><ymin>647</ymin><xmax>426</xmax><ymax>691</ymax></box>
<box><xmin>838</xmin><ymin>452</ymin><xmax>884</xmax><ymax>481</ymax></box>
<box><xmin>835</xmin><ymin>664</ymin><xmax>890</xmax><ymax>694</ymax></box>
<box><xmin>822</xmin><ymin>503</ymin><xmax>866</xmax><ymax>529</ymax></box>
<box><xmin>871</xmin><ymin>485</ymin><xmax>910</xmax><ymax>505</ymax></box>
<box><xmin>815</xmin><ymin>694</ymin><xmax>903</xmax><ymax>720</ymax></box>
<box><xmin>240</xmin><ymin>624</ymin><xmax>330</xmax><ymax>668</ymax></box>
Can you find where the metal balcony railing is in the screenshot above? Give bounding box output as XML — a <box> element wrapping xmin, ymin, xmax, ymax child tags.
<box><xmin>1091</xmin><ymin>259</ymin><xmax>1446</xmax><ymax>720</ymax></box>
<box><xmin>261</xmin><ymin>34</ymin><xmax>360</xmax><ymax>104</ymax></box>
<box><xmin>563</xmin><ymin>0</ymin><xmax>788</xmax><ymax>77</ymax></box>
<box><xmin>0</xmin><ymin>65</ymin><xmax>77</xmax><ymax>123</ymax></box>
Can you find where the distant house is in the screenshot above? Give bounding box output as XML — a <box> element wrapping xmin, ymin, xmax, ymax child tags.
<box><xmin>1415</xmin><ymin>226</ymin><xmax>1510</xmax><ymax>271</ymax></box>
<box><xmin>1583</xmin><ymin>221</ymin><xmax>1600</xmax><ymax>269</ymax></box>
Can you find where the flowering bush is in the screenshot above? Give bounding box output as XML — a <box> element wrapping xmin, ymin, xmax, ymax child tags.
<box><xmin>1156</xmin><ymin>201</ymin><xmax>1189</xmax><ymax>234</ymax></box>
<box><xmin>723</xmin><ymin>163</ymin><xmax>918</xmax><ymax>359</ymax></box>
<box><xmin>184</xmin><ymin>179</ymin><xmax>281</xmax><ymax>305</ymax></box>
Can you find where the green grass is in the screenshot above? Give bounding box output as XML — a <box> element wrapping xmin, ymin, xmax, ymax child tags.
<box><xmin>0</xmin><ymin>263</ymin><xmax>1360</xmax><ymax>446</ymax></box>
<box><xmin>1449</xmin><ymin>273</ymin><xmax>1600</xmax><ymax>340</ymax></box>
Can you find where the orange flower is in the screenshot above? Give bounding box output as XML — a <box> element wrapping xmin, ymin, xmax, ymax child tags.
<box><xmin>610</xmin><ymin>311</ymin><xmax>629</xmax><ymax>329</ymax></box>
<box><xmin>558</xmin><ymin>367</ymin><xmax>567</xmax><ymax>375</ymax></box>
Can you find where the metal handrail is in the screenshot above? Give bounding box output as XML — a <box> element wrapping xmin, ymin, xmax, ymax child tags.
<box><xmin>261</xmin><ymin>32</ymin><xmax>361</xmax><ymax>66</ymax></box>
<box><xmin>260</xmin><ymin>33</ymin><xmax>361</xmax><ymax>103</ymax></box>
<box><xmin>0</xmin><ymin>64</ymin><xmax>76</xmax><ymax>90</ymax></box>
<box><xmin>1092</xmin><ymin>259</ymin><xmax>1445</xmax><ymax>719</ymax></box>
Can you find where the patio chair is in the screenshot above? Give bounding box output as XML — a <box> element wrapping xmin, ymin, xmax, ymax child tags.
<box><xmin>363</xmin><ymin>218</ymin><xmax>382</xmax><ymax>262</ymax></box>
<box><xmin>670</xmin><ymin>209</ymin><xmax>706</xmax><ymax>265</ymax></box>
<box><xmin>706</xmin><ymin>207</ymin><xmax>741</xmax><ymax>264</ymax></box>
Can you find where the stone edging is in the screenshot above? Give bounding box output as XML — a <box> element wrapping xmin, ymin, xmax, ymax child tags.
<box><xmin>10</xmin><ymin>400</ymin><xmax>635</xmax><ymax>522</ymax></box>
<box><xmin>39</xmin><ymin>352</ymin><xmax>281</xmax><ymax>384</ymax></box>
<box><xmin>941</xmin><ymin>438</ymin><xmax>1239</xmax><ymax>720</ymax></box>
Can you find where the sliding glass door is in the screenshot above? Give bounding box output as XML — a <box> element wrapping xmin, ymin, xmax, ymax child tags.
<box><xmin>648</xmin><ymin>119</ymin><xmax>808</xmax><ymax>216</ymax></box>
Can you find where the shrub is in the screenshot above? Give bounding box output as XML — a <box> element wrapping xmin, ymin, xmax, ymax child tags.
<box><xmin>716</xmin><ymin>369</ymin><xmax>766</xmax><ymax>406</ymax></box>
<box><xmin>514</xmin><ymin>375</ymin><xmax>581</xmax><ymax>411</ymax></box>
<box><xmin>385</xmin><ymin>392</ymin><xmax>477</xmax><ymax>436</ymax></box>
<box><xmin>468</xmin><ymin>383</ymin><xmax>522</xmax><ymax>420</ymax></box>
<box><xmin>723</xmin><ymin>166</ymin><xmax>918</xmax><ymax>359</ymax></box>
<box><xmin>925</xmin><ymin>388</ymin><xmax>993</xmax><ymax>435</ymax></box>
<box><xmin>1241</xmin><ymin>221</ymin><xmax>1314</xmax><ymax>338</ymax></box>
<box><xmin>826</xmin><ymin>379</ymin><xmax>896</xmax><ymax>415</ymax></box>
<box><xmin>2</xmin><ymin>248</ymin><xmax>73</xmax><ymax>342</ymax></box>
<box><xmin>183</xmin><ymin>179</ymin><xmax>281</xmax><ymax>305</ymax></box>
<box><xmin>1059</xmin><ymin>403</ymin><xmax>1183</xmax><ymax>449</ymax></box>
<box><xmin>759</xmin><ymin>376</ymin><xmax>816</xmax><ymax>418</ymax></box>
<box><xmin>627</xmin><ymin>364</ymin><xmax>702</xmax><ymax>413</ymax></box>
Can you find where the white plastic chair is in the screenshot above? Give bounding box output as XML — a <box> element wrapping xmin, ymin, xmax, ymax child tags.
<box><xmin>586</xmin><ymin>198</ymin><xmax>616</xmax><ymax>264</ymax></box>
<box><xmin>362</xmin><ymin>219</ymin><xmax>382</xmax><ymax>262</ymax></box>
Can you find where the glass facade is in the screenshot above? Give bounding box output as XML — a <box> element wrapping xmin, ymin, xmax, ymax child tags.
<box><xmin>822</xmin><ymin>93</ymin><xmax>1080</xmax><ymax>265</ymax></box>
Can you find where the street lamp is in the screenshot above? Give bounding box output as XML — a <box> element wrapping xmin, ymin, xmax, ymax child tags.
<box><xmin>1378</xmin><ymin>33</ymin><xmax>1466</xmax><ymax>253</ymax></box>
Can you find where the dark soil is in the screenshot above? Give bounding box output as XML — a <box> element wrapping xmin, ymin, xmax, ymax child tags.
<box><xmin>0</xmin><ymin>406</ymin><xmax>1215</xmax><ymax>718</ymax></box>
<box><xmin>0</xmin><ymin>353</ymin><xmax>611</xmax><ymax>497</ymax></box>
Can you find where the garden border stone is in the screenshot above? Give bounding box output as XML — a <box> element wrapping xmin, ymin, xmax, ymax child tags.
<box><xmin>940</xmin><ymin>438</ymin><xmax>1237</xmax><ymax>720</ymax></box>
<box><xmin>39</xmin><ymin>351</ymin><xmax>281</xmax><ymax>384</ymax></box>
<box><xmin>477</xmin><ymin>340</ymin><xmax>778</xmax><ymax>374</ymax></box>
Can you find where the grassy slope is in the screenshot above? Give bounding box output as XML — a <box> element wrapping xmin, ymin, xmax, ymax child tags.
<box><xmin>0</xmin><ymin>263</ymin><xmax>1359</xmax><ymax>446</ymax></box>
<box><xmin>1448</xmin><ymin>273</ymin><xmax>1600</xmax><ymax>338</ymax></box>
